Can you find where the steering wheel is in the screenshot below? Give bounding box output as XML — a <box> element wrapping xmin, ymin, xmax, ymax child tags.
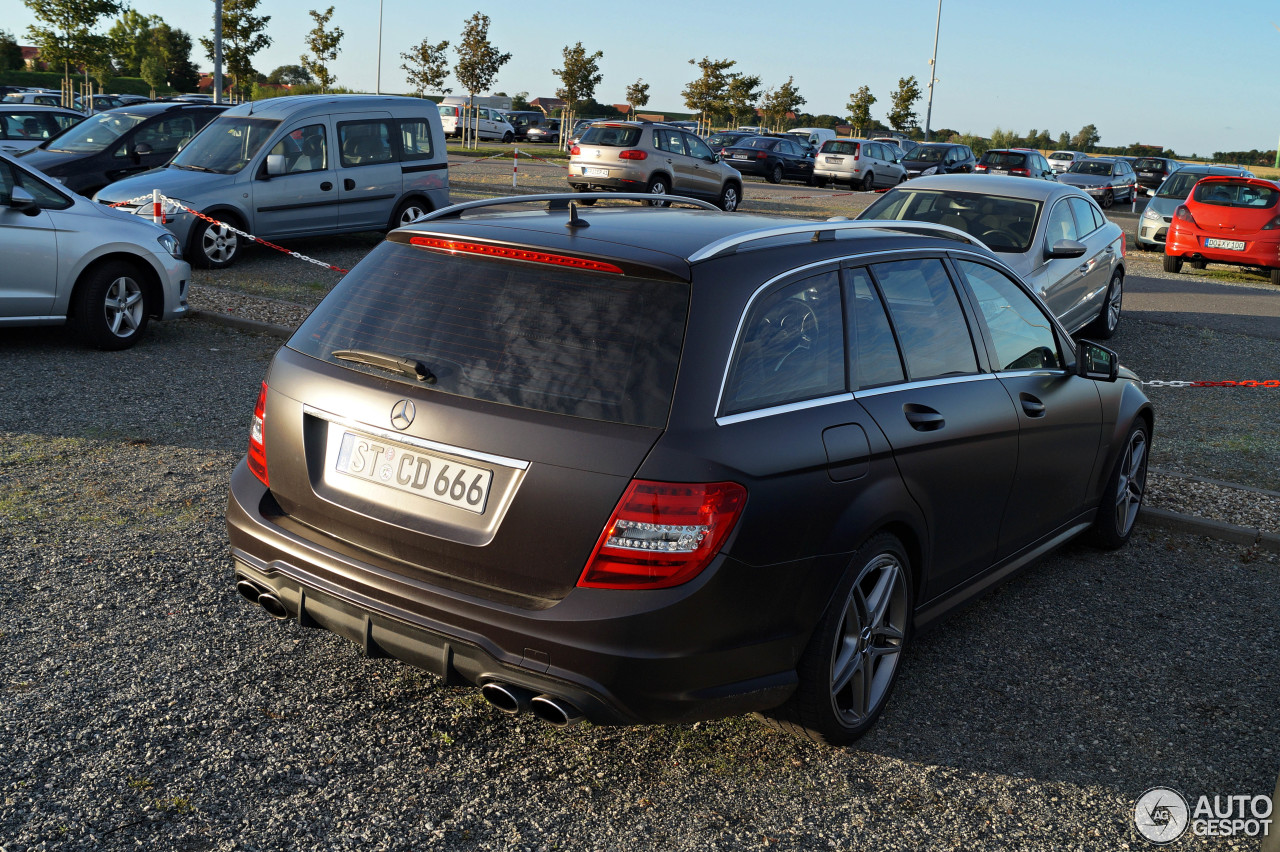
<box><xmin>979</xmin><ymin>227</ymin><xmax>1021</xmax><ymax>248</ymax></box>
<box><xmin>759</xmin><ymin>298</ymin><xmax>820</xmax><ymax>373</ymax></box>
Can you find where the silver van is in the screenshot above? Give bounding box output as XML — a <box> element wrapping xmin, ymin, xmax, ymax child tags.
<box><xmin>93</xmin><ymin>95</ymin><xmax>450</xmax><ymax>268</ymax></box>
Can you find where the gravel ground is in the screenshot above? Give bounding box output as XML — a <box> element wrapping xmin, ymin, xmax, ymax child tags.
<box><xmin>1</xmin><ymin>320</ymin><xmax>1277</xmax><ymax>850</ymax></box>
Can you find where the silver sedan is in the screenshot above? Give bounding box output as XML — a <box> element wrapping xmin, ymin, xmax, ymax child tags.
<box><xmin>857</xmin><ymin>174</ymin><xmax>1127</xmax><ymax>338</ymax></box>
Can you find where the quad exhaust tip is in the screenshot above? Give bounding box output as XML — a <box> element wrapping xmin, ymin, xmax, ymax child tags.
<box><xmin>530</xmin><ymin>694</ymin><xmax>585</xmax><ymax>728</ymax></box>
<box><xmin>235</xmin><ymin>577</ymin><xmax>289</xmax><ymax>621</ymax></box>
<box><xmin>481</xmin><ymin>682</ymin><xmax>535</xmax><ymax>715</ymax></box>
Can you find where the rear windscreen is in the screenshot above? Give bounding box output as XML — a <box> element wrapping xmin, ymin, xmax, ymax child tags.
<box><xmin>579</xmin><ymin>126</ymin><xmax>644</xmax><ymax>147</ymax></box>
<box><xmin>821</xmin><ymin>141</ymin><xmax>859</xmax><ymax>155</ymax></box>
<box><xmin>981</xmin><ymin>151</ymin><xmax>1027</xmax><ymax>167</ymax></box>
<box><xmin>289</xmin><ymin>241</ymin><xmax>689</xmax><ymax>428</ymax></box>
<box><xmin>1132</xmin><ymin>158</ymin><xmax>1167</xmax><ymax>170</ymax></box>
<box><xmin>1191</xmin><ymin>181</ymin><xmax>1279</xmax><ymax>208</ymax></box>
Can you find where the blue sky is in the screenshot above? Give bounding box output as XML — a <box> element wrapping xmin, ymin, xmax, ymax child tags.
<box><xmin>10</xmin><ymin>0</ymin><xmax>1277</xmax><ymax>156</ymax></box>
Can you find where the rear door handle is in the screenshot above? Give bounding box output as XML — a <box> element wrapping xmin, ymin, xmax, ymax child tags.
<box><xmin>344</xmin><ymin>178</ymin><xmax>355</xmax><ymax>191</ymax></box>
<box><xmin>903</xmin><ymin>404</ymin><xmax>945</xmax><ymax>431</ymax></box>
<box><xmin>320</xmin><ymin>182</ymin><xmax>333</xmax><ymax>191</ymax></box>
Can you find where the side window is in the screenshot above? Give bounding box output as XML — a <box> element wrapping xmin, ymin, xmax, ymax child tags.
<box><xmin>0</xmin><ymin>160</ymin><xmax>13</xmax><ymax>203</ymax></box>
<box><xmin>1067</xmin><ymin>197</ymin><xmax>1100</xmax><ymax>236</ymax></box>
<box><xmin>870</xmin><ymin>258</ymin><xmax>978</xmax><ymax>380</ymax></box>
<box><xmin>722</xmin><ymin>270</ymin><xmax>845</xmax><ymax>415</ymax></box>
<box><xmin>1090</xmin><ymin>202</ymin><xmax>1106</xmax><ymax>231</ymax></box>
<box><xmin>270</xmin><ymin>123</ymin><xmax>328</xmax><ymax>174</ymax></box>
<box><xmin>956</xmin><ymin>260</ymin><xmax>1062</xmax><ymax>371</ymax></box>
<box><xmin>684</xmin><ymin>133</ymin><xmax>714</xmax><ymax>162</ymax></box>
<box><xmin>339</xmin><ymin>119</ymin><xmax>395</xmax><ymax>167</ymax></box>
<box><xmin>133</xmin><ymin>116</ymin><xmax>197</xmax><ymax>156</ymax></box>
<box><xmin>845</xmin><ymin>268</ymin><xmax>905</xmax><ymax>388</ymax></box>
<box><xmin>1045</xmin><ymin>200</ymin><xmax>1078</xmax><ymax>244</ymax></box>
<box><xmin>399</xmin><ymin>118</ymin><xmax>435</xmax><ymax>160</ymax></box>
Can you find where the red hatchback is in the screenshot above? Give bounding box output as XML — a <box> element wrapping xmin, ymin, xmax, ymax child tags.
<box><xmin>1163</xmin><ymin>176</ymin><xmax>1280</xmax><ymax>284</ymax></box>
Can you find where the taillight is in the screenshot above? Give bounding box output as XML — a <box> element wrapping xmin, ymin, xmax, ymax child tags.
<box><xmin>578</xmin><ymin>480</ymin><xmax>747</xmax><ymax>590</ymax></box>
<box><xmin>569</xmin><ymin>145</ymin><xmax>580</xmax><ymax>155</ymax></box>
<box><xmin>1174</xmin><ymin>204</ymin><xmax>1197</xmax><ymax>226</ymax></box>
<box><xmin>1262</xmin><ymin>214</ymin><xmax>1280</xmax><ymax>230</ymax></box>
<box><xmin>1010</xmin><ymin>168</ymin><xmax>1030</xmax><ymax>176</ymax></box>
<box><xmin>974</xmin><ymin>163</ymin><xmax>988</xmax><ymax>172</ymax></box>
<box><xmin>409</xmin><ymin>237</ymin><xmax>623</xmax><ymax>273</ymax></box>
<box><xmin>755</xmin><ymin>151</ymin><xmax>768</xmax><ymax>159</ymax></box>
<box><xmin>618</xmin><ymin>149</ymin><xmax>647</xmax><ymax>160</ymax></box>
<box><xmin>247</xmin><ymin>381</ymin><xmax>268</xmax><ymax>487</ymax></box>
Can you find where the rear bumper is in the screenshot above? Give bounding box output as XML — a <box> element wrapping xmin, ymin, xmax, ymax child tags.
<box><xmin>1165</xmin><ymin>228</ymin><xmax>1280</xmax><ymax>268</ymax></box>
<box><xmin>566</xmin><ymin>175</ymin><xmax>647</xmax><ymax>192</ymax></box>
<box><xmin>226</xmin><ymin>459</ymin><xmax>818</xmax><ymax>725</ymax></box>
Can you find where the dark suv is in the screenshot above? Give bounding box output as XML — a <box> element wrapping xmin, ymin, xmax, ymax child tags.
<box><xmin>1131</xmin><ymin>157</ymin><xmax>1181</xmax><ymax>195</ymax></box>
<box><xmin>227</xmin><ymin>194</ymin><xmax>1153</xmax><ymax>746</ymax></box>
<box><xmin>973</xmin><ymin>148</ymin><xmax>1056</xmax><ymax>180</ymax></box>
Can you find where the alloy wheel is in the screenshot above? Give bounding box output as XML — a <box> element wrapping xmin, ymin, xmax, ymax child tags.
<box><xmin>1113</xmin><ymin>428</ymin><xmax>1148</xmax><ymax>537</ymax></box>
<box><xmin>103</xmin><ymin>276</ymin><xmax>144</xmax><ymax>338</ymax></box>
<box><xmin>202</xmin><ymin>223</ymin><xmax>239</xmax><ymax>264</ymax></box>
<box><xmin>829</xmin><ymin>552</ymin><xmax>908</xmax><ymax>725</ymax></box>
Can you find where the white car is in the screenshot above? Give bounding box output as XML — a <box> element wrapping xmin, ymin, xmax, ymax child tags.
<box><xmin>0</xmin><ymin>104</ymin><xmax>84</xmax><ymax>154</ymax></box>
<box><xmin>0</xmin><ymin>152</ymin><xmax>190</xmax><ymax>349</ymax></box>
<box><xmin>438</xmin><ymin>104</ymin><xmax>514</xmax><ymax>142</ymax></box>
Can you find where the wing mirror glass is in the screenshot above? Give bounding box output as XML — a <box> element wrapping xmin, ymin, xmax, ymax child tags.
<box><xmin>1076</xmin><ymin>339</ymin><xmax>1119</xmax><ymax>382</ymax></box>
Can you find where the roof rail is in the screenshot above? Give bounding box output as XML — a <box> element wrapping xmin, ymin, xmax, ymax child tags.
<box><xmin>687</xmin><ymin>220</ymin><xmax>987</xmax><ymax>262</ymax></box>
<box><xmin>417</xmin><ymin>193</ymin><xmax>720</xmax><ymax>222</ymax></box>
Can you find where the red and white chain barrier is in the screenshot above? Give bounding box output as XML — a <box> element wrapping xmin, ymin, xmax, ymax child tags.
<box><xmin>1142</xmin><ymin>380</ymin><xmax>1280</xmax><ymax>388</ymax></box>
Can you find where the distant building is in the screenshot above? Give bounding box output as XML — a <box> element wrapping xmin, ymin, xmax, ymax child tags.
<box><xmin>21</xmin><ymin>46</ymin><xmax>47</xmax><ymax>71</ymax></box>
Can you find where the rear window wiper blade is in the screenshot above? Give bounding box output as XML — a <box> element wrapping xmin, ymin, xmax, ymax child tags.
<box><xmin>331</xmin><ymin>349</ymin><xmax>437</xmax><ymax>384</ymax></box>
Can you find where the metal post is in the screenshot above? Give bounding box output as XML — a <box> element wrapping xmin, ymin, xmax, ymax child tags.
<box><xmin>375</xmin><ymin>0</ymin><xmax>383</xmax><ymax>94</ymax></box>
<box><xmin>923</xmin><ymin>0</ymin><xmax>942</xmax><ymax>142</ymax></box>
<box><xmin>213</xmin><ymin>0</ymin><xmax>224</xmax><ymax>103</ymax></box>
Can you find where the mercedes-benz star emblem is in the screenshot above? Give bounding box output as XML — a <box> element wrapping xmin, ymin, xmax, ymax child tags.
<box><xmin>390</xmin><ymin>399</ymin><xmax>415</xmax><ymax>431</ymax></box>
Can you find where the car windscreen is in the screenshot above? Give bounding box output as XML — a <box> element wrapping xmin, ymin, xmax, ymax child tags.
<box><xmin>579</xmin><ymin>126</ymin><xmax>643</xmax><ymax>147</ymax></box>
<box><xmin>169</xmin><ymin>115</ymin><xmax>280</xmax><ymax>174</ymax></box>
<box><xmin>43</xmin><ymin>110</ymin><xmax>148</xmax><ymax>153</ymax></box>
<box><xmin>905</xmin><ymin>145</ymin><xmax>946</xmax><ymax>162</ymax></box>
<box><xmin>738</xmin><ymin>137</ymin><xmax>780</xmax><ymax>150</ymax></box>
<box><xmin>289</xmin><ymin>241</ymin><xmax>689</xmax><ymax>428</ymax></box>
<box><xmin>820</xmin><ymin>140</ymin><xmax>860</xmax><ymax>155</ymax></box>
<box><xmin>982</xmin><ymin>151</ymin><xmax>1027</xmax><ymax>167</ymax></box>
<box><xmin>1191</xmin><ymin>181</ymin><xmax>1279</xmax><ymax>208</ymax></box>
<box><xmin>860</xmin><ymin>188</ymin><xmax>1042</xmax><ymax>253</ymax></box>
<box><xmin>1132</xmin><ymin>158</ymin><xmax>1169</xmax><ymax>171</ymax></box>
<box><xmin>1067</xmin><ymin>160</ymin><xmax>1113</xmax><ymax>176</ymax></box>
<box><xmin>1157</xmin><ymin>171</ymin><xmax>1209</xmax><ymax>199</ymax></box>
<box><xmin>707</xmin><ymin>133</ymin><xmax>746</xmax><ymax>148</ymax></box>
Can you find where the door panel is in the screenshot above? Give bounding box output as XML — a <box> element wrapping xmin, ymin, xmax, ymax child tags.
<box><xmin>252</xmin><ymin>120</ymin><xmax>339</xmax><ymax>237</ymax></box>
<box><xmin>336</xmin><ymin>114</ymin><xmax>402</xmax><ymax>229</ymax></box>
<box><xmin>0</xmin><ymin>202</ymin><xmax>58</xmax><ymax>317</ymax></box>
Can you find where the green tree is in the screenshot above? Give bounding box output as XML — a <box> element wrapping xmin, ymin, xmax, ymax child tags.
<box><xmin>1057</xmin><ymin>130</ymin><xmax>1071</xmax><ymax>149</ymax></box>
<box><xmin>0</xmin><ymin>30</ymin><xmax>24</xmax><ymax>72</ymax></box>
<box><xmin>453</xmin><ymin>12</ymin><xmax>510</xmax><ymax>146</ymax></box>
<box><xmin>24</xmin><ymin>0</ymin><xmax>122</xmax><ymax>93</ymax></box>
<box><xmin>682</xmin><ymin>57</ymin><xmax>735</xmax><ymax>134</ymax></box>
<box><xmin>760</xmin><ymin>76</ymin><xmax>805</xmax><ymax>131</ymax></box>
<box><xmin>510</xmin><ymin>91</ymin><xmax>530</xmax><ymax>110</ymax></box>
<box><xmin>140</xmin><ymin>53</ymin><xmax>166</xmax><ymax>97</ymax></box>
<box><xmin>554</xmin><ymin>41</ymin><xmax>603</xmax><ymax>146</ymax></box>
<box><xmin>106</xmin><ymin>8</ymin><xmax>157</xmax><ymax>76</ymax></box>
<box><xmin>153</xmin><ymin>24</ymin><xmax>199</xmax><ymax>93</ymax></box>
<box><xmin>400</xmin><ymin>37</ymin><xmax>450</xmax><ymax>96</ymax></box>
<box><xmin>200</xmin><ymin>0</ymin><xmax>272</xmax><ymax>100</ymax></box>
<box><xmin>723</xmin><ymin>73</ymin><xmax>761</xmax><ymax>128</ymax></box>
<box><xmin>886</xmin><ymin>75</ymin><xmax>921</xmax><ymax>132</ymax></box>
<box><xmin>301</xmin><ymin>6</ymin><xmax>343</xmax><ymax>92</ymax></box>
<box><xmin>1070</xmin><ymin>123</ymin><xmax>1100</xmax><ymax>152</ymax></box>
<box><xmin>267</xmin><ymin>64</ymin><xmax>314</xmax><ymax>86</ymax></box>
<box><xmin>625</xmin><ymin>77</ymin><xmax>649</xmax><ymax>118</ymax></box>
<box><xmin>846</xmin><ymin>85</ymin><xmax>876</xmax><ymax>137</ymax></box>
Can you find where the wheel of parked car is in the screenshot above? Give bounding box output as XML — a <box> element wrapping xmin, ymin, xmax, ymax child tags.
<box><xmin>1190</xmin><ymin>259</ymin><xmax>1207</xmax><ymax>270</ymax></box>
<box><xmin>72</xmin><ymin>261</ymin><xmax>150</xmax><ymax>351</ymax></box>
<box><xmin>646</xmin><ymin>175</ymin><xmax>670</xmax><ymax>207</ymax></box>
<box><xmin>188</xmin><ymin>215</ymin><xmax>242</xmax><ymax>269</ymax></box>
<box><xmin>767</xmin><ymin>164</ymin><xmax>783</xmax><ymax>185</ymax></box>
<box><xmin>390</xmin><ymin>197</ymin><xmax>431</xmax><ymax>230</ymax></box>
<box><xmin>813</xmin><ymin>176</ymin><xmax>828</xmax><ymax>188</ymax></box>
<box><xmin>1272</xmin><ymin>268</ymin><xmax>1280</xmax><ymax>287</ymax></box>
<box><xmin>1085</xmin><ymin>270</ymin><xmax>1123</xmax><ymax>340</ymax></box>
<box><xmin>761</xmin><ymin>532</ymin><xmax>912</xmax><ymax>746</ymax></box>
<box><xmin>1086</xmin><ymin>419</ymin><xmax>1150</xmax><ymax>550</ymax></box>
<box><xmin>718</xmin><ymin>183</ymin><xmax>741</xmax><ymax>212</ymax></box>
<box><xmin>1101</xmin><ymin>188</ymin><xmax>1114</xmax><ymax>209</ymax></box>
<box><xmin>861</xmin><ymin>173</ymin><xmax>875</xmax><ymax>192</ymax></box>
<box><xmin>502</xmin><ymin>132</ymin><xmax>513</xmax><ymax>144</ymax></box>
<box><xmin>1162</xmin><ymin>254</ymin><xmax>1183</xmax><ymax>273</ymax></box>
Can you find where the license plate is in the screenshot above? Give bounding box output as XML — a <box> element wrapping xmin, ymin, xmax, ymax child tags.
<box><xmin>333</xmin><ymin>431</ymin><xmax>492</xmax><ymax>513</ymax></box>
<box><xmin>732</xmin><ymin>153</ymin><xmax>749</xmax><ymax>160</ymax></box>
<box><xmin>825</xmin><ymin>156</ymin><xmax>843</xmax><ymax>164</ymax></box>
<box><xmin>989</xmin><ymin>169</ymin><xmax>1008</xmax><ymax>175</ymax></box>
<box><xmin>1140</xmin><ymin>171</ymin><xmax>1154</xmax><ymax>177</ymax></box>
<box><xmin>582</xmin><ymin>167</ymin><xmax>608</xmax><ymax>177</ymax></box>
<box><xmin>1205</xmin><ymin>238</ymin><xmax>1246</xmax><ymax>251</ymax></box>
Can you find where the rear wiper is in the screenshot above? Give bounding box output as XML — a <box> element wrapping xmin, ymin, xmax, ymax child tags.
<box><xmin>331</xmin><ymin>349</ymin><xmax>437</xmax><ymax>384</ymax></box>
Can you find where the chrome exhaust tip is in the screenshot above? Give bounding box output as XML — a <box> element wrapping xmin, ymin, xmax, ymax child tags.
<box><xmin>255</xmin><ymin>593</ymin><xmax>290</xmax><ymax>621</ymax></box>
<box><xmin>235</xmin><ymin>579</ymin><xmax>262</xmax><ymax>605</ymax></box>
<box><xmin>530</xmin><ymin>694</ymin><xmax>585</xmax><ymax>727</ymax></box>
<box><xmin>481</xmin><ymin>682</ymin><xmax>535</xmax><ymax>715</ymax></box>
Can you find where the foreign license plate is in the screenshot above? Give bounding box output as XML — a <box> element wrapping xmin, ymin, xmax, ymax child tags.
<box><xmin>333</xmin><ymin>431</ymin><xmax>492</xmax><ymax>513</ymax></box>
<box><xmin>582</xmin><ymin>167</ymin><xmax>608</xmax><ymax>177</ymax></box>
<box><xmin>825</xmin><ymin>156</ymin><xmax>843</xmax><ymax>164</ymax></box>
<box><xmin>1140</xmin><ymin>171</ymin><xmax>1154</xmax><ymax>177</ymax></box>
<box><xmin>989</xmin><ymin>168</ymin><xmax>1008</xmax><ymax>175</ymax></box>
<box><xmin>1205</xmin><ymin>238</ymin><xmax>1246</xmax><ymax>251</ymax></box>
<box><xmin>732</xmin><ymin>153</ymin><xmax>749</xmax><ymax>160</ymax></box>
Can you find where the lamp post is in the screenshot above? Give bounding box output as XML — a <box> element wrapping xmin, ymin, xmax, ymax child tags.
<box><xmin>213</xmin><ymin>0</ymin><xmax>223</xmax><ymax>104</ymax></box>
<box><xmin>375</xmin><ymin>0</ymin><xmax>383</xmax><ymax>94</ymax></box>
<box><xmin>923</xmin><ymin>0</ymin><xmax>942</xmax><ymax>142</ymax></box>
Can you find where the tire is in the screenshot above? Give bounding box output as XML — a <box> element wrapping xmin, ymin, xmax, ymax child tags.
<box><xmin>1272</xmin><ymin>268</ymin><xmax>1280</xmax><ymax>286</ymax></box>
<box><xmin>389</xmin><ymin>197</ymin><xmax>430</xmax><ymax>230</ymax></box>
<box><xmin>1101</xmin><ymin>188</ymin><xmax>1114</xmax><ymax>209</ymax></box>
<box><xmin>502</xmin><ymin>132</ymin><xmax>513</xmax><ymax>144</ymax></box>
<box><xmin>862</xmin><ymin>173</ymin><xmax>875</xmax><ymax>192</ymax></box>
<box><xmin>645</xmin><ymin>175</ymin><xmax>670</xmax><ymax>207</ymax></box>
<box><xmin>717</xmin><ymin>182</ymin><xmax>741</xmax><ymax>212</ymax></box>
<box><xmin>1162</xmin><ymin>254</ymin><xmax>1183</xmax><ymax>273</ymax></box>
<box><xmin>767</xmin><ymin>164</ymin><xmax>783</xmax><ymax>185</ymax></box>
<box><xmin>570</xmin><ymin>185</ymin><xmax>597</xmax><ymax>206</ymax></box>
<box><xmin>1086</xmin><ymin>419</ymin><xmax>1149</xmax><ymax>550</ymax></box>
<box><xmin>760</xmin><ymin>532</ymin><xmax>912</xmax><ymax>746</ymax></box>
<box><xmin>72</xmin><ymin>261</ymin><xmax>149</xmax><ymax>351</ymax></box>
<box><xmin>1084</xmin><ymin>269</ymin><xmax>1123</xmax><ymax>339</ymax></box>
<box><xmin>898</xmin><ymin>173</ymin><xmax>908</xmax><ymax>183</ymax></box>
<box><xmin>813</xmin><ymin>176</ymin><xmax>828</xmax><ymax>189</ymax></box>
<box><xmin>1190</xmin><ymin>258</ymin><xmax>1207</xmax><ymax>270</ymax></box>
<box><xmin>187</xmin><ymin>214</ymin><xmax>243</xmax><ymax>269</ymax></box>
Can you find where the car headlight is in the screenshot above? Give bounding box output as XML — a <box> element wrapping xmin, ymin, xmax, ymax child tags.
<box><xmin>1142</xmin><ymin>207</ymin><xmax>1162</xmax><ymax>222</ymax></box>
<box><xmin>157</xmin><ymin>233</ymin><xmax>181</xmax><ymax>258</ymax></box>
<box><xmin>922</xmin><ymin>165</ymin><xmax>938</xmax><ymax>176</ymax></box>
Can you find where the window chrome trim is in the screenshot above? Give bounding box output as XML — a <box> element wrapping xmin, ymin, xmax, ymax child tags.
<box><xmin>303</xmin><ymin>405</ymin><xmax>531</xmax><ymax>470</ymax></box>
<box><xmin>993</xmin><ymin>369</ymin><xmax>1071</xmax><ymax>379</ymax></box>
<box><xmin>853</xmin><ymin>373</ymin><xmax>997</xmax><ymax>399</ymax></box>
<box><xmin>716</xmin><ymin>393</ymin><xmax>855</xmax><ymax>426</ymax></box>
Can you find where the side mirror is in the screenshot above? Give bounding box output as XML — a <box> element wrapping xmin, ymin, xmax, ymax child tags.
<box><xmin>265</xmin><ymin>153</ymin><xmax>287</xmax><ymax>177</ymax></box>
<box><xmin>1076</xmin><ymin>339</ymin><xmax>1119</xmax><ymax>382</ymax></box>
<box><xmin>1047</xmin><ymin>238</ymin><xmax>1087</xmax><ymax>259</ymax></box>
<box><xmin>6</xmin><ymin>186</ymin><xmax>41</xmax><ymax>216</ymax></box>
<box><xmin>134</xmin><ymin>142</ymin><xmax>153</xmax><ymax>156</ymax></box>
